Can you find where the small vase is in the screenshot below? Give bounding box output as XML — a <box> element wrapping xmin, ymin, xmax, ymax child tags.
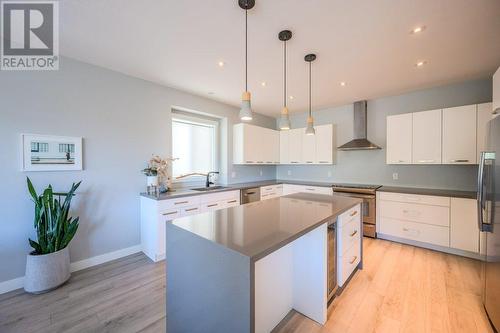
<box><xmin>24</xmin><ymin>247</ymin><xmax>71</xmax><ymax>294</ymax></box>
<box><xmin>147</xmin><ymin>176</ymin><xmax>158</xmax><ymax>187</ymax></box>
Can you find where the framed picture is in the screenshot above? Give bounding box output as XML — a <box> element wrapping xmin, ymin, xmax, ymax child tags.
<box><xmin>21</xmin><ymin>134</ymin><xmax>83</xmax><ymax>171</ymax></box>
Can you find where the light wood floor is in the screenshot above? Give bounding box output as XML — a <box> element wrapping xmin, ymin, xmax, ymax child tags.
<box><xmin>0</xmin><ymin>238</ymin><xmax>493</xmax><ymax>333</ymax></box>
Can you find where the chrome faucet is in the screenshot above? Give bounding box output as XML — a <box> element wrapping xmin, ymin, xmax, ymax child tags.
<box><xmin>206</xmin><ymin>171</ymin><xmax>219</xmax><ymax>188</ymax></box>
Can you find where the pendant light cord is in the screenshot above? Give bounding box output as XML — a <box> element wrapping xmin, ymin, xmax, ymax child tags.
<box><xmin>245</xmin><ymin>9</ymin><xmax>248</xmax><ymax>92</ymax></box>
<box><xmin>284</xmin><ymin>40</ymin><xmax>287</xmax><ymax>108</ymax></box>
<box><xmin>309</xmin><ymin>61</ymin><xmax>312</xmax><ymax>117</ymax></box>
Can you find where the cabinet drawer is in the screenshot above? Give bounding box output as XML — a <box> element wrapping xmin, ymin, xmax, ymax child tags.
<box><xmin>261</xmin><ymin>192</ymin><xmax>277</xmax><ymax>200</ymax></box>
<box><xmin>339</xmin><ymin>217</ymin><xmax>361</xmax><ymax>256</ymax></box>
<box><xmin>200</xmin><ymin>201</ymin><xmax>223</xmax><ymax>212</ymax></box>
<box><xmin>199</xmin><ymin>190</ymin><xmax>240</xmax><ymax>204</ymax></box>
<box><xmin>379</xmin><ymin>201</ymin><xmax>449</xmax><ymax>227</ymax></box>
<box><xmin>159</xmin><ymin>209</ymin><xmax>181</xmax><ymax>220</ymax></box>
<box><xmin>224</xmin><ymin>198</ymin><xmax>240</xmax><ymax>208</ymax></box>
<box><xmin>180</xmin><ymin>205</ymin><xmax>201</xmax><ymax>217</ymax></box>
<box><xmin>158</xmin><ymin>196</ymin><xmax>201</xmax><ymax>211</ymax></box>
<box><xmin>378</xmin><ymin>192</ymin><xmax>450</xmax><ymax>207</ymax></box>
<box><xmin>300</xmin><ymin>186</ymin><xmax>332</xmax><ymax>195</ymax></box>
<box><xmin>338</xmin><ymin>238</ymin><xmax>361</xmax><ymax>287</ymax></box>
<box><xmin>379</xmin><ymin>217</ymin><xmax>450</xmax><ymax>247</ymax></box>
<box><xmin>337</xmin><ymin>204</ymin><xmax>361</xmax><ymax>227</ymax></box>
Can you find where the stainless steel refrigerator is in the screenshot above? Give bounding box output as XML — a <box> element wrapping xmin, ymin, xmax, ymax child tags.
<box><xmin>478</xmin><ymin>114</ymin><xmax>500</xmax><ymax>332</ymax></box>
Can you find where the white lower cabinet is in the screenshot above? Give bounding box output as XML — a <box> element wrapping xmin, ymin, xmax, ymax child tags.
<box><xmin>450</xmin><ymin>198</ymin><xmax>479</xmax><ymax>253</ymax></box>
<box><xmin>377</xmin><ymin>192</ymin><xmax>480</xmax><ymax>257</ymax></box>
<box><xmin>141</xmin><ymin>190</ymin><xmax>240</xmax><ymax>262</ymax></box>
<box><xmin>260</xmin><ymin>185</ymin><xmax>283</xmax><ymax>200</ymax></box>
<box><xmin>337</xmin><ymin>204</ymin><xmax>361</xmax><ymax>287</ymax></box>
<box><xmin>280</xmin><ymin>184</ymin><xmax>332</xmax><ymax>196</ymax></box>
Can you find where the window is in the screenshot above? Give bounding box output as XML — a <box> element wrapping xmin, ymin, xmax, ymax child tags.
<box><xmin>172</xmin><ymin>112</ymin><xmax>218</xmax><ymax>179</ymax></box>
<box><xmin>59</xmin><ymin>143</ymin><xmax>75</xmax><ymax>153</ymax></box>
<box><xmin>31</xmin><ymin>142</ymin><xmax>48</xmax><ymax>152</ymax></box>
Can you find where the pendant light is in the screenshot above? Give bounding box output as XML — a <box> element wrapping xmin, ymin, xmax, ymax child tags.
<box><xmin>238</xmin><ymin>0</ymin><xmax>255</xmax><ymax>121</ymax></box>
<box><xmin>304</xmin><ymin>53</ymin><xmax>316</xmax><ymax>135</ymax></box>
<box><xmin>278</xmin><ymin>30</ymin><xmax>292</xmax><ymax>130</ymax></box>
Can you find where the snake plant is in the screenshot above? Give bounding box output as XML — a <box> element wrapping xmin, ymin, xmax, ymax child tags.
<box><xmin>27</xmin><ymin>177</ymin><xmax>81</xmax><ymax>255</ymax></box>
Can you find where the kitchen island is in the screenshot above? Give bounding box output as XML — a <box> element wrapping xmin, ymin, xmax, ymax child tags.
<box><xmin>165</xmin><ymin>193</ymin><xmax>362</xmax><ymax>333</ymax></box>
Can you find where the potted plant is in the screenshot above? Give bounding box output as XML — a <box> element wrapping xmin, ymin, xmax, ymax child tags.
<box><xmin>24</xmin><ymin>177</ymin><xmax>81</xmax><ymax>294</ymax></box>
<box><xmin>141</xmin><ymin>166</ymin><xmax>159</xmax><ymax>187</ymax></box>
<box><xmin>142</xmin><ymin>155</ymin><xmax>177</xmax><ymax>192</ymax></box>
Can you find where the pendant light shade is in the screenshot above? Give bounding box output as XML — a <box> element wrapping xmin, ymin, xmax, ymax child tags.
<box><xmin>239</xmin><ymin>0</ymin><xmax>255</xmax><ymax>121</ymax></box>
<box><xmin>240</xmin><ymin>91</ymin><xmax>253</xmax><ymax>121</ymax></box>
<box><xmin>279</xmin><ymin>30</ymin><xmax>292</xmax><ymax>130</ymax></box>
<box><xmin>304</xmin><ymin>53</ymin><xmax>316</xmax><ymax>135</ymax></box>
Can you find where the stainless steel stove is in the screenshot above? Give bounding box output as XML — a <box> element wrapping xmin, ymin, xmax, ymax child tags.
<box><xmin>332</xmin><ymin>183</ymin><xmax>381</xmax><ymax>238</ymax></box>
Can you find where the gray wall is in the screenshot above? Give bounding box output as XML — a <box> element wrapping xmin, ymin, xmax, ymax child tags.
<box><xmin>0</xmin><ymin>57</ymin><xmax>275</xmax><ymax>283</ymax></box>
<box><xmin>276</xmin><ymin>78</ymin><xmax>492</xmax><ymax>190</ymax></box>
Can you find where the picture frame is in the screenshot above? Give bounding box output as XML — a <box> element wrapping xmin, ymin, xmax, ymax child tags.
<box><xmin>21</xmin><ymin>134</ymin><xmax>83</xmax><ymax>171</ymax></box>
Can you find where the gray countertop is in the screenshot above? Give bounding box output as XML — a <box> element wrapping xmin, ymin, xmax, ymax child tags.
<box><xmin>140</xmin><ymin>179</ymin><xmax>335</xmax><ymax>200</ymax></box>
<box><xmin>168</xmin><ymin>193</ymin><xmax>361</xmax><ymax>261</ymax></box>
<box><xmin>378</xmin><ymin>186</ymin><xmax>476</xmax><ymax>199</ymax></box>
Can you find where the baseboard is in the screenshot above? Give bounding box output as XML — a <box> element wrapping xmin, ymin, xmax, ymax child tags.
<box><xmin>0</xmin><ymin>244</ymin><xmax>142</xmax><ymax>295</ymax></box>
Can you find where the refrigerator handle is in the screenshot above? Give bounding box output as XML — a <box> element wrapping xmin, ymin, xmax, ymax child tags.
<box><xmin>477</xmin><ymin>152</ymin><xmax>486</xmax><ymax>231</ymax></box>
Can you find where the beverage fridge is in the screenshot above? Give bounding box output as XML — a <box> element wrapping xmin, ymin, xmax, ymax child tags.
<box><xmin>478</xmin><ymin>114</ymin><xmax>500</xmax><ymax>332</ymax></box>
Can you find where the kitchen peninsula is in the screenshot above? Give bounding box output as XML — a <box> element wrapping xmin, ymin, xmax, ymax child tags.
<box><xmin>165</xmin><ymin>193</ymin><xmax>362</xmax><ymax>333</ymax></box>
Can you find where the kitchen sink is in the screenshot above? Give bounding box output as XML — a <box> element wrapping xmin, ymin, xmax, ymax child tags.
<box><xmin>191</xmin><ymin>186</ymin><xmax>228</xmax><ymax>192</ymax></box>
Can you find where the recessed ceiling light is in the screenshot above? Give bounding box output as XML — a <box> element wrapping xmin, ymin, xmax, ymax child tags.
<box><xmin>411</xmin><ymin>26</ymin><xmax>426</xmax><ymax>34</ymax></box>
<box><xmin>218</xmin><ymin>61</ymin><xmax>225</xmax><ymax>67</ymax></box>
<box><xmin>415</xmin><ymin>60</ymin><xmax>427</xmax><ymax>67</ymax></box>
<box><xmin>289</xmin><ymin>95</ymin><xmax>294</xmax><ymax>100</ymax></box>
<box><xmin>261</xmin><ymin>81</ymin><xmax>267</xmax><ymax>87</ymax></box>
<box><xmin>340</xmin><ymin>82</ymin><xmax>346</xmax><ymax>87</ymax></box>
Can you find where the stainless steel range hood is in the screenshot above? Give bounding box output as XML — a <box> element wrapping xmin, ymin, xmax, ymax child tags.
<box><xmin>338</xmin><ymin>100</ymin><xmax>381</xmax><ymax>150</ymax></box>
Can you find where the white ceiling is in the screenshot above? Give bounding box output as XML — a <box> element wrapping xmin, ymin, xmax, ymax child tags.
<box><xmin>59</xmin><ymin>0</ymin><xmax>500</xmax><ymax>116</ymax></box>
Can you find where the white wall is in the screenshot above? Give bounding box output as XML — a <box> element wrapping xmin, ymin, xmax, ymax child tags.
<box><xmin>276</xmin><ymin>78</ymin><xmax>492</xmax><ymax>190</ymax></box>
<box><xmin>0</xmin><ymin>57</ymin><xmax>276</xmax><ymax>284</ymax></box>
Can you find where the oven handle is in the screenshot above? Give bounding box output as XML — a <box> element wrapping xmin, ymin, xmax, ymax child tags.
<box><xmin>333</xmin><ymin>191</ymin><xmax>375</xmax><ymax>199</ymax></box>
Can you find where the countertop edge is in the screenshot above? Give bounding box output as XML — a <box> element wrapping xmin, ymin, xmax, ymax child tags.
<box><xmin>377</xmin><ymin>186</ymin><xmax>476</xmax><ymax>199</ymax></box>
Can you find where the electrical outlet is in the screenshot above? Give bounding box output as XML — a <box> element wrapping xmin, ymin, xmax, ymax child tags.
<box><xmin>327</xmin><ymin>171</ymin><xmax>332</xmax><ymax>177</ymax></box>
<box><xmin>287</xmin><ymin>170</ymin><xmax>292</xmax><ymax>176</ymax></box>
<box><xmin>259</xmin><ymin>169</ymin><xmax>263</xmax><ymax>176</ymax></box>
<box><xmin>231</xmin><ymin>171</ymin><xmax>236</xmax><ymax>178</ymax></box>
<box><xmin>392</xmin><ymin>172</ymin><xmax>399</xmax><ymax>180</ymax></box>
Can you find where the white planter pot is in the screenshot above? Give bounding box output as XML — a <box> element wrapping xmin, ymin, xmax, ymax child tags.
<box><xmin>147</xmin><ymin>176</ymin><xmax>158</xmax><ymax>186</ymax></box>
<box><xmin>24</xmin><ymin>247</ymin><xmax>71</xmax><ymax>294</ymax></box>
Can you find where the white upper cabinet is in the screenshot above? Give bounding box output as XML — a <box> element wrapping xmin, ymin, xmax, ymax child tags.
<box><xmin>279</xmin><ymin>130</ymin><xmax>290</xmax><ymax>164</ymax></box>
<box><xmin>442</xmin><ymin>105</ymin><xmax>477</xmax><ymax>164</ymax></box>
<box><xmin>412</xmin><ymin>109</ymin><xmax>442</xmax><ymax>164</ymax></box>
<box><xmin>233</xmin><ymin>124</ymin><xmax>279</xmax><ymax>164</ymax></box>
<box><xmin>386</xmin><ymin>113</ymin><xmax>412</xmax><ymax>164</ymax></box>
<box><xmin>288</xmin><ymin>128</ymin><xmax>303</xmax><ymax>164</ymax></box>
<box><xmin>493</xmin><ymin>66</ymin><xmax>500</xmax><ymax>115</ymax></box>
<box><xmin>315</xmin><ymin>124</ymin><xmax>334</xmax><ymax>164</ymax></box>
<box><xmin>477</xmin><ymin>102</ymin><xmax>493</xmax><ymax>163</ymax></box>
<box><xmin>301</xmin><ymin>131</ymin><xmax>316</xmax><ymax>164</ymax></box>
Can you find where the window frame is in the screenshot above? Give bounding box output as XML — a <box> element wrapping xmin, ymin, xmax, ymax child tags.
<box><xmin>171</xmin><ymin>112</ymin><xmax>219</xmax><ymax>184</ymax></box>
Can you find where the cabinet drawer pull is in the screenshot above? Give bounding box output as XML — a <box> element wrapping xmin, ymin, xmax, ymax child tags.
<box><xmin>266</xmin><ymin>161</ymin><xmax>272</xmax><ymax>163</ymax></box>
<box><xmin>291</xmin><ymin>161</ymin><xmax>299</xmax><ymax>164</ymax></box>
<box><xmin>306</xmin><ymin>161</ymin><xmax>313</xmax><ymax>164</ymax></box>
<box><xmin>418</xmin><ymin>159</ymin><xmax>435</xmax><ymax>163</ymax></box>
<box><xmin>174</xmin><ymin>201</ymin><xmax>189</xmax><ymax>205</ymax></box>
<box><xmin>257</xmin><ymin>161</ymin><xmax>264</xmax><ymax>164</ymax></box>
<box><xmin>207</xmin><ymin>204</ymin><xmax>218</xmax><ymax>208</ymax></box>
<box><xmin>227</xmin><ymin>200</ymin><xmax>237</xmax><ymax>204</ymax></box>
<box><xmin>350</xmin><ymin>210</ymin><xmax>358</xmax><ymax>217</ymax></box>
<box><xmin>163</xmin><ymin>211</ymin><xmax>178</xmax><ymax>216</ymax></box>
<box><xmin>350</xmin><ymin>230</ymin><xmax>358</xmax><ymax>237</ymax></box>
<box><xmin>246</xmin><ymin>161</ymin><xmax>254</xmax><ymax>163</ymax></box>
<box><xmin>306</xmin><ymin>188</ymin><xmax>315</xmax><ymax>191</ymax></box>
<box><xmin>185</xmin><ymin>208</ymin><xmax>198</xmax><ymax>212</ymax></box>
<box><xmin>265</xmin><ymin>188</ymin><xmax>273</xmax><ymax>191</ymax></box>
<box><xmin>349</xmin><ymin>256</ymin><xmax>358</xmax><ymax>264</ymax></box>
<box><xmin>450</xmin><ymin>159</ymin><xmax>469</xmax><ymax>163</ymax></box>
<box><xmin>318</xmin><ymin>161</ymin><xmax>329</xmax><ymax>163</ymax></box>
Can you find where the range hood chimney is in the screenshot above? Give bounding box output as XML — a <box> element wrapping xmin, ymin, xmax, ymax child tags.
<box><xmin>337</xmin><ymin>100</ymin><xmax>381</xmax><ymax>150</ymax></box>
